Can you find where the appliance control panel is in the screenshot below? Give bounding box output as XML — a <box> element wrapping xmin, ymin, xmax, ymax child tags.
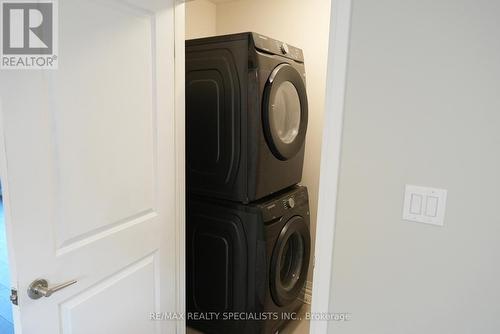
<box><xmin>260</xmin><ymin>186</ymin><xmax>309</xmax><ymax>222</ymax></box>
<box><xmin>252</xmin><ymin>33</ymin><xmax>304</xmax><ymax>63</ymax></box>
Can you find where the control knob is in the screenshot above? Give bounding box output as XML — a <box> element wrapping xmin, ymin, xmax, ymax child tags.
<box><xmin>280</xmin><ymin>43</ymin><xmax>289</xmax><ymax>55</ymax></box>
<box><xmin>284</xmin><ymin>197</ymin><xmax>295</xmax><ymax>209</ymax></box>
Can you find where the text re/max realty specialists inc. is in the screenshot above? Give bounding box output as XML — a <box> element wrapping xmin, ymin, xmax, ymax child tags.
<box><xmin>149</xmin><ymin>312</ymin><xmax>352</xmax><ymax>322</ymax></box>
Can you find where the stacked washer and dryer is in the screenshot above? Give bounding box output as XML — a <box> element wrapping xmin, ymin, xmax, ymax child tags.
<box><xmin>186</xmin><ymin>32</ymin><xmax>311</xmax><ymax>334</ymax></box>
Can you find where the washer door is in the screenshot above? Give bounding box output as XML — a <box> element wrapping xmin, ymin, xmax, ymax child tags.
<box><xmin>263</xmin><ymin>63</ymin><xmax>308</xmax><ymax>161</ymax></box>
<box><xmin>270</xmin><ymin>216</ymin><xmax>311</xmax><ymax>306</ymax></box>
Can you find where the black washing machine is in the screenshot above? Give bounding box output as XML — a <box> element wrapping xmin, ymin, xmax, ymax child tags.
<box><xmin>186</xmin><ymin>32</ymin><xmax>308</xmax><ymax>203</ymax></box>
<box><xmin>187</xmin><ymin>186</ymin><xmax>311</xmax><ymax>334</ymax></box>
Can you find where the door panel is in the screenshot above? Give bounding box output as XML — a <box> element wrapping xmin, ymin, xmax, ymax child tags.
<box><xmin>0</xmin><ymin>0</ymin><xmax>182</xmax><ymax>333</ymax></box>
<box><xmin>60</xmin><ymin>254</ymin><xmax>159</xmax><ymax>334</ymax></box>
<box><xmin>54</xmin><ymin>0</ymin><xmax>157</xmax><ymax>253</ymax></box>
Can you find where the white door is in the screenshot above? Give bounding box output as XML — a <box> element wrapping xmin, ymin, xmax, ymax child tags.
<box><xmin>0</xmin><ymin>0</ymin><xmax>184</xmax><ymax>333</ymax></box>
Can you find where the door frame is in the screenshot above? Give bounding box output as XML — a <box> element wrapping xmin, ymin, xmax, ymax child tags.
<box><xmin>175</xmin><ymin>0</ymin><xmax>352</xmax><ymax>334</ymax></box>
<box><xmin>174</xmin><ymin>1</ymin><xmax>186</xmax><ymax>333</ymax></box>
<box><xmin>310</xmin><ymin>0</ymin><xmax>353</xmax><ymax>333</ymax></box>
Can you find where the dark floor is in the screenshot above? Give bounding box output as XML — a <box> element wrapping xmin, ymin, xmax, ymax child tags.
<box><xmin>0</xmin><ymin>202</ymin><xmax>14</xmax><ymax>334</ymax></box>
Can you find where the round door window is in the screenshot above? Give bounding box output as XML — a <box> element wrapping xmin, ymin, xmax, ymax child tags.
<box><xmin>270</xmin><ymin>216</ymin><xmax>311</xmax><ymax>306</ymax></box>
<box><xmin>271</xmin><ymin>81</ymin><xmax>301</xmax><ymax>145</ymax></box>
<box><xmin>263</xmin><ymin>64</ymin><xmax>308</xmax><ymax>161</ymax></box>
<box><xmin>279</xmin><ymin>231</ymin><xmax>304</xmax><ymax>292</ymax></box>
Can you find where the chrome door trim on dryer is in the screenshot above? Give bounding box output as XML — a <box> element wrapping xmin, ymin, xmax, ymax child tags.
<box><xmin>263</xmin><ymin>63</ymin><xmax>309</xmax><ymax>161</ymax></box>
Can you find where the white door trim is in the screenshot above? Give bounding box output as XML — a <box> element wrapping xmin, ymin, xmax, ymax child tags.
<box><xmin>310</xmin><ymin>0</ymin><xmax>352</xmax><ymax>333</ymax></box>
<box><xmin>174</xmin><ymin>1</ymin><xmax>186</xmax><ymax>333</ymax></box>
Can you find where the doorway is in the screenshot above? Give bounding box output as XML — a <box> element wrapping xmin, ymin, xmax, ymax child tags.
<box><xmin>184</xmin><ymin>1</ymin><xmax>332</xmax><ymax>333</ymax></box>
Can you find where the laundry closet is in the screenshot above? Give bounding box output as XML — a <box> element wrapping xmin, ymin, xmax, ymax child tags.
<box><xmin>184</xmin><ymin>1</ymin><xmax>331</xmax><ymax>333</ymax></box>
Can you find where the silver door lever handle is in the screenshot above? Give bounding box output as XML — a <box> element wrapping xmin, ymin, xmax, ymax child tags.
<box><xmin>28</xmin><ymin>279</ymin><xmax>77</xmax><ymax>300</ymax></box>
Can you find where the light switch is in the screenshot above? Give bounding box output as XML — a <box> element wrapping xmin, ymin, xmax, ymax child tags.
<box><xmin>409</xmin><ymin>194</ymin><xmax>423</xmax><ymax>214</ymax></box>
<box><xmin>403</xmin><ymin>185</ymin><xmax>447</xmax><ymax>226</ymax></box>
<box><xmin>425</xmin><ymin>196</ymin><xmax>439</xmax><ymax>217</ymax></box>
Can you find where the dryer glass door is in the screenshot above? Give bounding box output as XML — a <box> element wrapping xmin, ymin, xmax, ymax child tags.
<box><xmin>272</xmin><ymin>81</ymin><xmax>301</xmax><ymax>145</ymax></box>
<box><xmin>270</xmin><ymin>216</ymin><xmax>311</xmax><ymax>306</ymax></box>
<box><xmin>263</xmin><ymin>64</ymin><xmax>308</xmax><ymax>161</ymax></box>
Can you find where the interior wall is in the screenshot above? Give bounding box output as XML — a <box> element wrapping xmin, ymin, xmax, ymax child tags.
<box><xmin>185</xmin><ymin>0</ymin><xmax>216</xmax><ymax>40</ymax></box>
<box><xmin>215</xmin><ymin>0</ymin><xmax>332</xmax><ymax>282</ymax></box>
<box><xmin>330</xmin><ymin>0</ymin><xmax>500</xmax><ymax>333</ymax></box>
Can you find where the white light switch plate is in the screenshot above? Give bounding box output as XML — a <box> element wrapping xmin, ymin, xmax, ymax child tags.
<box><xmin>403</xmin><ymin>185</ymin><xmax>447</xmax><ymax>226</ymax></box>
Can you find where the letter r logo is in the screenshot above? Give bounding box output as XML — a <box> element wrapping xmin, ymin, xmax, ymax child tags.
<box><xmin>2</xmin><ymin>2</ymin><xmax>53</xmax><ymax>54</ymax></box>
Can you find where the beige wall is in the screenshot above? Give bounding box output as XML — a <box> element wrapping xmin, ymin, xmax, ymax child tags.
<box><xmin>185</xmin><ymin>0</ymin><xmax>216</xmax><ymax>39</ymax></box>
<box><xmin>330</xmin><ymin>0</ymin><xmax>500</xmax><ymax>333</ymax></box>
<box><xmin>216</xmin><ymin>0</ymin><xmax>332</xmax><ymax>281</ymax></box>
